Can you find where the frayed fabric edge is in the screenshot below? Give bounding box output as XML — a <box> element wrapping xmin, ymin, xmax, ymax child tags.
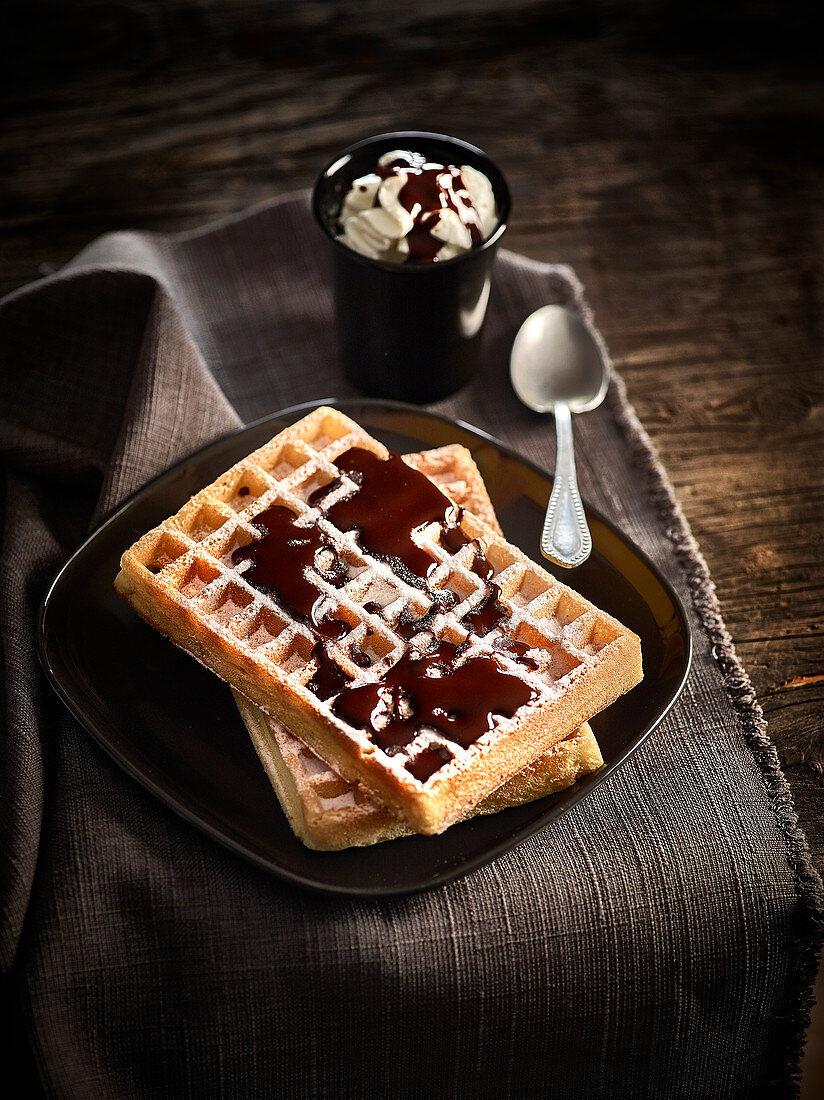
<box><xmin>603</xmin><ymin>365</ymin><xmax>824</xmax><ymax>1096</ymax></box>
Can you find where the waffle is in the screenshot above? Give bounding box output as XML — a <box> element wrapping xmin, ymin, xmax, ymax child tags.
<box><xmin>230</xmin><ymin>444</ymin><xmax>602</xmax><ymax>849</ymax></box>
<box><xmin>115</xmin><ymin>406</ymin><xmax>642</xmax><ymax>835</ymax></box>
<box><xmin>233</xmin><ymin>691</ymin><xmax>603</xmax><ymax>849</ymax></box>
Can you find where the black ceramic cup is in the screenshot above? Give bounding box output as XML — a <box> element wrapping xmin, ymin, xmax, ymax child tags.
<box><xmin>312</xmin><ymin>131</ymin><xmax>510</xmax><ymax>405</ymax></box>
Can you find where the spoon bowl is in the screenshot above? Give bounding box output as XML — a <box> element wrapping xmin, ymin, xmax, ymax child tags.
<box><xmin>510</xmin><ymin>305</ymin><xmax>608</xmax><ymax>414</ymax></box>
<box><xmin>510</xmin><ymin>304</ymin><xmax>609</xmax><ymax>568</ymax></box>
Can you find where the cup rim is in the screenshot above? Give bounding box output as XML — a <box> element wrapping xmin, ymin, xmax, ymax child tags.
<box><xmin>311</xmin><ymin>130</ymin><xmax>511</xmax><ymax>273</ymax></box>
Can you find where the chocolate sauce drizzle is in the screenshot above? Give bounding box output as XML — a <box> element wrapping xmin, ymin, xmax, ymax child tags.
<box><xmin>440</xmin><ymin>520</ymin><xmax>473</xmax><ymax>554</ymax></box>
<box><xmin>332</xmin><ymin>640</ymin><xmax>537</xmax><ymax>756</ymax></box>
<box><xmin>234</xmin><ymin>448</ymin><xmax>539</xmax><ymax>775</ymax></box>
<box><xmin>308</xmin><ymin>644</ymin><xmax>352</xmax><ymax>700</ymax></box>
<box><xmin>407</xmin><ymin>745</ymin><xmax>454</xmax><ymax>783</ymax></box>
<box><xmin>374</xmin><ymin>151</ymin><xmax>484</xmax><ymax>264</ymax></box>
<box><xmin>230</xmin><ymin>505</ymin><xmax>353</xmax><ymax>699</ymax></box>
<box><xmin>462</xmin><ymin>586</ymin><xmax>510</xmax><ymax>637</ymax></box>
<box><xmin>460</xmin><ymin>540</ymin><xmax>511</xmax><ymax>637</ymax></box>
<box><xmin>312</xmin><ymin>448</ymin><xmax>452</xmax><ymax>582</ymax></box>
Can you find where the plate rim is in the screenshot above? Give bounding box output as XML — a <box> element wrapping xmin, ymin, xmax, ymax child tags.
<box><xmin>38</xmin><ymin>396</ymin><xmax>693</xmax><ymax>896</ymax></box>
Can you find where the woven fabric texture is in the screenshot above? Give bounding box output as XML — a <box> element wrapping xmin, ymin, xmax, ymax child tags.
<box><xmin>1</xmin><ymin>194</ymin><xmax>821</xmax><ymax>1099</ymax></box>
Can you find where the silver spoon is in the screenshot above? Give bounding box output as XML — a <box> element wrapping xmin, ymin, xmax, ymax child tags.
<box><xmin>510</xmin><ymin>304</ymin><xmax>608</xmax><ymax>569</ymax></box>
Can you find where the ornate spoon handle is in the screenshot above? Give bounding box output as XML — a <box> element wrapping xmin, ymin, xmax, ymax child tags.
<box><xmin>540</xmin><ymin>401</ymin><xmax>592</xmax><ymax>569</ymax></box>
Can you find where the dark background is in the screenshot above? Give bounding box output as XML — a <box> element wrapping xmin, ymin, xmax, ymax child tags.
<box><xmin>2</xmin><ymin>0</ymin><xmax>822</xmax><ymax>1088</ymax></box>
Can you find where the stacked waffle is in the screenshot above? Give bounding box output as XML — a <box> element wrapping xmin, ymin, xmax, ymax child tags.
<box><xmin>231</xmin><ymin>443</ymin><xmax>604</xmax><ymax>849</ymax></box>
<box><xmin>115</xmin><ymin>407</ymin><xmax>642</xmax><ymax>845</ymax></box>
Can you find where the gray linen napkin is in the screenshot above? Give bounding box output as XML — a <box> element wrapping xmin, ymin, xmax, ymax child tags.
<box><xmin>1</xmin><ymin>193</ymin><xmax>821</xmax><ymax>1098</ymax></box>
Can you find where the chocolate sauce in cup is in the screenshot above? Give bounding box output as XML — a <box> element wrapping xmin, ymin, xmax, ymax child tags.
<box><xmin>312</xmin><ymin>131</ymin><xmax>511</xmax><ymax>405</ymax></box>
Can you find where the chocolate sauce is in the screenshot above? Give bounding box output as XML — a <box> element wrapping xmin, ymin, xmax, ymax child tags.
<box><xmin>407</xmin><ymin>745</ymin><xmax>453</xmax><ymax>783</ymax></box>
<box><xmin>231</xmin><ymin>505</ymin><xmax>352</xmax><ymax>692</ymax></box>
<box><xmin>314</xmin><ymin>548</ymin><xmax>349</xmax><ymax>588</ymax></box>
<box><xmin>324</xmin><ymin>448</ymin><xmax>453</xmax><ymax>582</ymax></box>
<box><xmin>313</xmin><ymin>609</ymin><xmax>352</xmax><ymax>641</ymax></box>
<box><xmin>232</xmin><ymin>506</ymin><xmax>324</xmax><ymax>611</ymax></box>
<box><xmin>470</xmin><ymin>548</ymin><xmax>494</xmax><ymax>581</ymax></box>
<box><xmin>462</xmin><ymin>583</ymin><xmax>511</xmax><ymax>637</ymax></box>
<box><xmin>441</xmin><ymin>531</ymin><xmax>511</xmax><ymax>637</ymax></box>
<box><xmin>440</xmin><ymin>513</ymin><xmax>472</xmax><ymax>554</ymax></box>
<box><xmin>307</xmin><ymin>642</ymin><xmax>352</xmax><ymax>700</ymax></box>
<box><xmin>348</xmin><ymin>648</ymin><xmax>373</xmax><ymax>670</ymax></box>
<box><xmin>374</xmin><ymin>152</ymin><xmax>484</xmax><ymax>264</ymax></box>
<box><xmin>308</xmin><ymin>476</ymin><xmax>342</xmax><ymax>508</ymax></box>
<box><xmin>399</xmin><ymin>165</ymin><xmax>483</xmax><ymax>261</ymax></box>
<box><xmin>394</xmin><ymin>605</ymin><xmax>435</xmax><ymax>641</ymax></box>
<box><xmin>333</xmin><ymin>640</ymin><xmax>537</xmax><ymax>754</ymax></box>
<box><xmin>403</xmin><ymin>218</ymin><xmax>444</xmax><ymax>265</ymax></box>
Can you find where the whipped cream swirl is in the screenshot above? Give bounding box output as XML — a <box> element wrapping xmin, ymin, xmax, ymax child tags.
<box><xmin>337</xmin><ymin>150</ymin><xmax>496</xmax><ymax>264</ymax></box>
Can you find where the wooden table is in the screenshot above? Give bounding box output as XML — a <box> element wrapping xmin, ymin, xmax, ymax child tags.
<box><xmin>4</xmin><ymin>0</ymin><xmax>822</xmax><ymax>1080</ymax></box>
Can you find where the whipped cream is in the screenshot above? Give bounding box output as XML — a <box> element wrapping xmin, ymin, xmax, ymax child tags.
<box><xmin>337</xmin><ymin>149</ymin><xmax>496</xmax><ymax>264</ymax></box>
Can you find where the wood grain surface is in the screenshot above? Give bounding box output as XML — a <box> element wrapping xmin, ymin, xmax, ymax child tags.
<box><xmin>3</xmin><ymin>1</ymin><xmax>823</xmax><ymax>1090</ymax></box>
<box><xmin>3</xmin><ymin>0</ymin><xmax>821</xmax><ymax>877</ymax></box>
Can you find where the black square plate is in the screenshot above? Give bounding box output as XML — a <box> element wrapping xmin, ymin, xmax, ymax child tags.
<box><xmin>38</xmin><ymin>399</ymin><xmax>691</xmax><ymax>895</ymax></box>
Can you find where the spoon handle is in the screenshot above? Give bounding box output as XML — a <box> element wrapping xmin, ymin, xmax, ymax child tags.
<box><xmin>541</xmin><ymin>402</ymin><xmax>592</xmax><ymax>569</ymax></box>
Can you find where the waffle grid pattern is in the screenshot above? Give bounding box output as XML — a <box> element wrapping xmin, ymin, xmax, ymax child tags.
<box><xmin>126</xmin><ymin>412</ymin><xmax>621</xmax><ymax>784</ymax></box>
